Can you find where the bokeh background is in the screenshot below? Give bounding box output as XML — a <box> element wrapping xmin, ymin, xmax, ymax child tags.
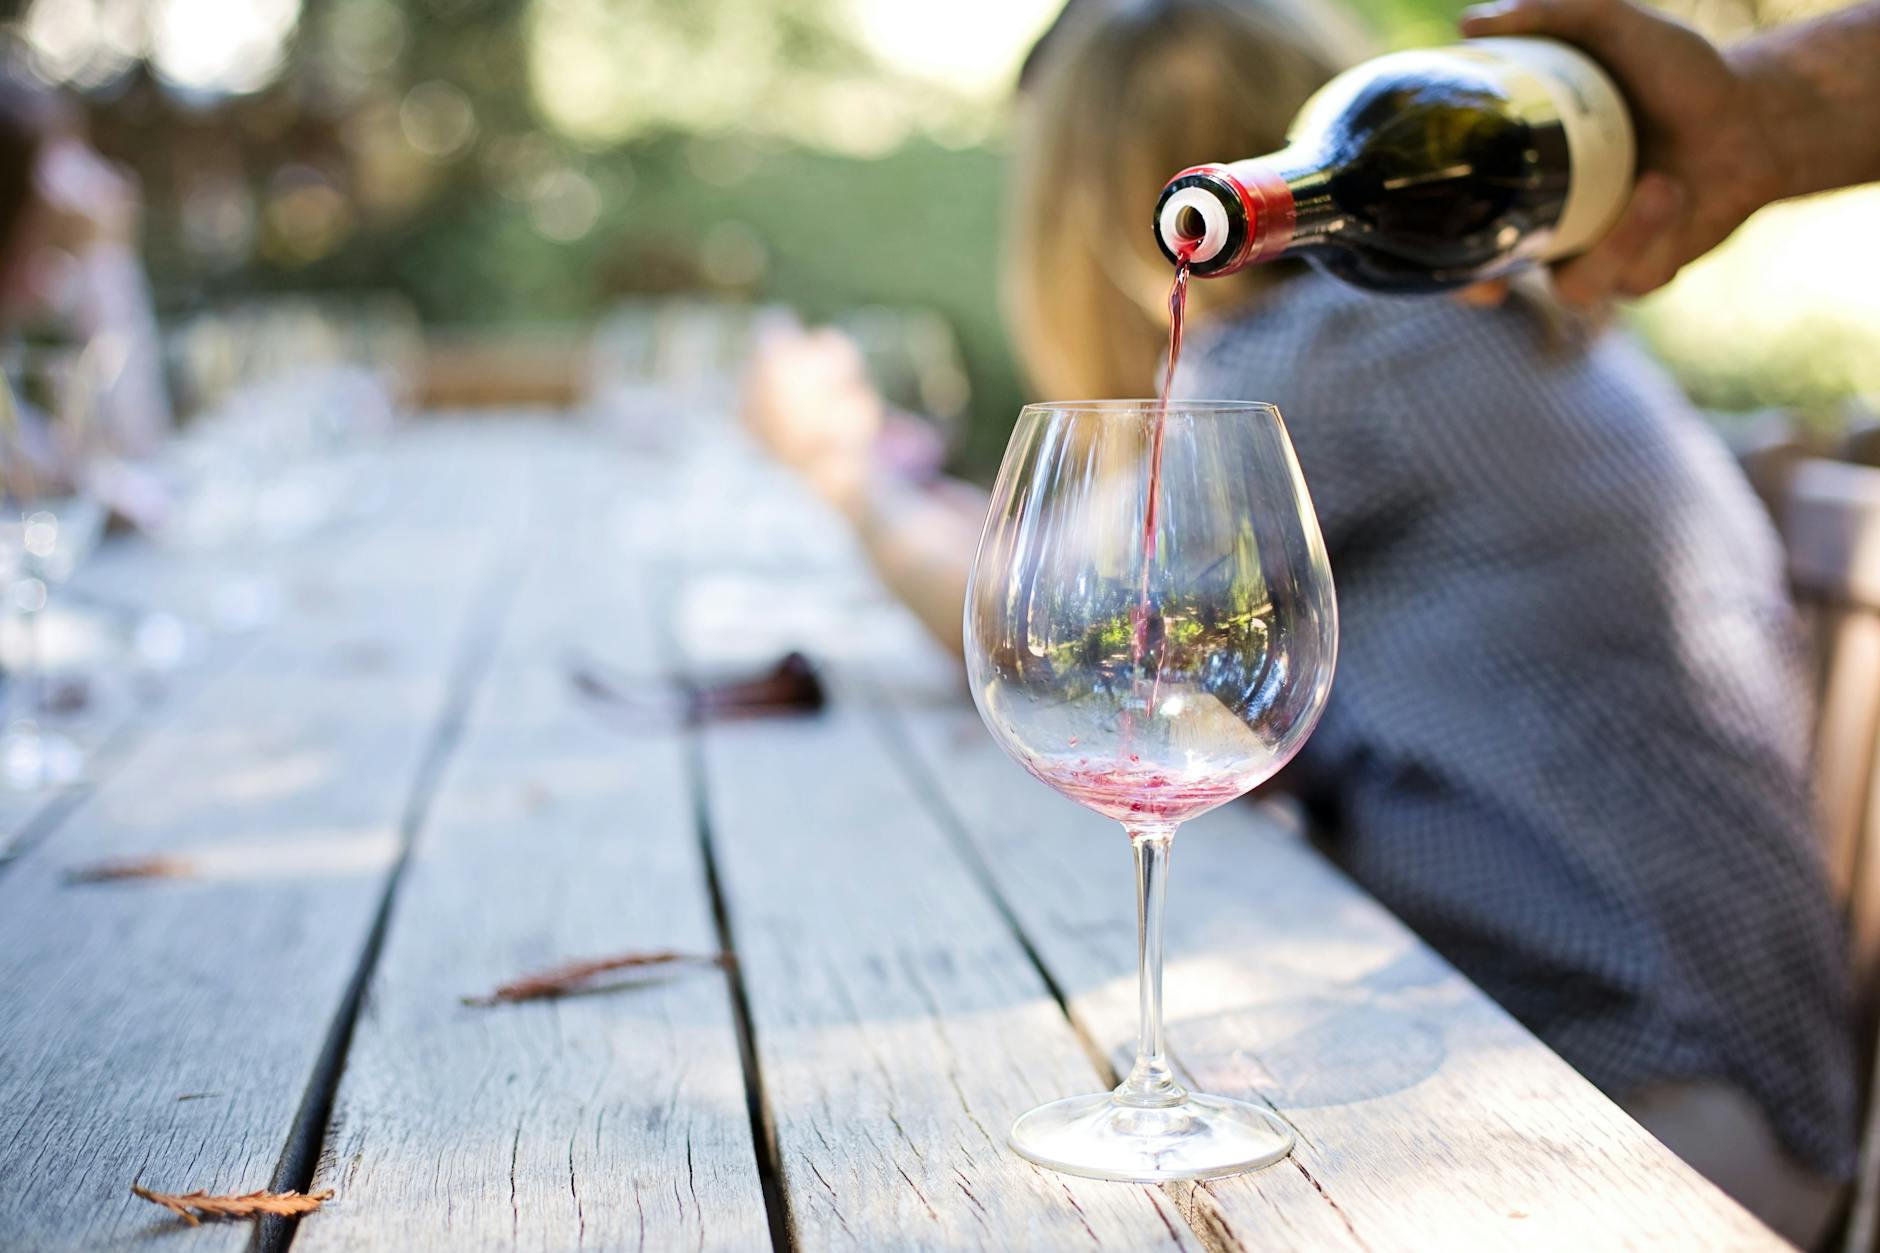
<box><xmin>10</xmin><ymin>0</ymin><xmax>1879</xmax><ymax>476</ymax></box>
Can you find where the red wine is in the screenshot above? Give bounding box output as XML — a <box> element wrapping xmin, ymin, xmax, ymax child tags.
<box><xmin>1023</xmin><ymin>757</ymin><xmax>1250</xmax><ymax>825</ymax></box>
<box><xmin>1157</xmin><ymin>251</ymin><xmax>1191</xmax><ymax>415</ymax></box>
<box><xmin>1132</xmin><ymin>242</ymin><xmax>1194</xmax><ymax>672</ymax></box>
<box><xmin>1153</xmin><ymin>37</ymin><xmax>1634</xmax><ymax>292</ymax></box>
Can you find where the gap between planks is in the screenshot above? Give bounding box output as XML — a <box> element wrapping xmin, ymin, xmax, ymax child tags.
<box><xmin>252</xmin><ymin>545</ymin><xmax>530</xmax><ymax>1253</ymax></box>
<box><xmin>686</xmin><ymin>727</ymin><xmax>798</xmax><ymax>1253</ymax></box>
<box><xmin>859</xmin><ymin>670</ymin><xmax>1357</xmax><ymax>1253</ymax></box>
<box><xmin>0</xmin><ymin>626</ymin><xmax>263</xmax><ymax>877</ymax></box>
<box><xmin>0</xmin><ymin>495</ymin><xmax>427</xmax><ymax>877</ymax></box>
<box><xmin>652</xmin><ymin>545</ymin><xmax>796</xmax><ymax>1253</ymax></box>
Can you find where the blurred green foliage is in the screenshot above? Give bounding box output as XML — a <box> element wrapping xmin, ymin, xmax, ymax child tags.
<box><xmin>256</xmin><ymin>132</ymin><xmax>1024</xmax><ymax>473</ymax></box>
<box><xmin>24</xmin><ymin>0</ymin><xmax>1878</xmax><ymax>478</ymax></box>
<box><xmin>49</xmin><ymin>0</ymin><xmax>1469</xmax><ymax>477</ymax></box>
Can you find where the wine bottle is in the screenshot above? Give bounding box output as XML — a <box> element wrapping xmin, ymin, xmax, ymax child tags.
<box><xmin>1153</xmin><ymin>37</ymin><xmax>1635</xmax><ymax>292</ymax></box>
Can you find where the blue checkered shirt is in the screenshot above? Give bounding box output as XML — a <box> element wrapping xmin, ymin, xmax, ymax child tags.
<box><xmin>1178</xmin><ymin>271</ymin><xmax>1857</xmax><ymax>1179</ymax></box>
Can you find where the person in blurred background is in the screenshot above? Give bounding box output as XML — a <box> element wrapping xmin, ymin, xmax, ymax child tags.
<box><xmin>742</xmin><ymin>0</ymin><xmax>1855</xmax><ymax>1241</ymax></box>
<box><xmin>0</xmin><ymin>67</ymin><xmax>169</xmax><ymax>484</ymax></box>
<box><xmin>1459</xmin><ymin>0</ymin><xmax>1880</xmax><ymax>308</ymax></box>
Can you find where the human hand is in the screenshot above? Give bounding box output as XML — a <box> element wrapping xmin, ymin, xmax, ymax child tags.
<box><xmin>1458</xmin><ymin>0</ymin><xmax>1784</xmax><ymax>307</ymax></box>
<box><xmin>741</xmin><ymin>324</ymin><xmax>883</xmax><ymax>512</ymax></box>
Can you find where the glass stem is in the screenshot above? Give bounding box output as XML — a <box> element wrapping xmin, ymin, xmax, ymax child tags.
<box><xmin>1115</xmin><ymin>823</ymin><xmax>1186</xmax><ymax>1107</ymax></box>
<box><xmin>6</xmin><ymin>584</ymin><xmax>39</xmax><ymax>734</ymax></box>
<box><xmin>22</xmin><ymin>594</ymin><xmax>40</xmax><ymax>731</ymax></box>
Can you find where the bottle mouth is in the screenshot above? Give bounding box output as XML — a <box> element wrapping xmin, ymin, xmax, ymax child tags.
<box><xmin>1160</xmin><ymin>192</ymin><xmax>1227</xmax><ymax>263</ymax></box>
<box><xmin>1153</xmin><ymin>168</ymin><xmax>1251</xmax><ymax>276</ymax></box>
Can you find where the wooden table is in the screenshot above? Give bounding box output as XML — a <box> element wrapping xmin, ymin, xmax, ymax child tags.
<box><xmin>0</xmin><ymin>418</ymin><xmax>1785</xmax><ymax>1251</ymax></box>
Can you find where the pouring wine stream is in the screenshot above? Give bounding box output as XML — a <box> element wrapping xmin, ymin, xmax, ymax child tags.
<box><xmin>1130</xmin><ymin>235</ymin><xmax>1197</xmax><ymax>709</ymax></box>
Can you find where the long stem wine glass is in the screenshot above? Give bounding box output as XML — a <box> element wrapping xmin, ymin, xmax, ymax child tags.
<box><xmin>965</xmin><ymin>400</ymin><xmax>1336</xmax><ymax>1181</ymax></box>
<box><xmin>0</xmin><ymin>345</ymin><xmax>110</xmax><ymax>789</ymax></box>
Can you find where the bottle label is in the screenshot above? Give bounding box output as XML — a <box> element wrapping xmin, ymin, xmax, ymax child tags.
<box><xmin>1467</xmin><ymin>37</ymin><xmax>1637</xmax><ymax>261</ymax></box>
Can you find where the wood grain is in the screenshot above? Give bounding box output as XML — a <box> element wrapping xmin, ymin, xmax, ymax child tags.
<box><xmin>1770</xmin><ymin>457</ymin><xmax>1880</xmax><ymax>1253</ymax></box>
<box><xmin>0</xmin><ymin>541</ymin><xmax>257</xmax><ymax>865</ymax></box>
<box><xmin>298</xmin><ymin>440</ymin><xmax>770</xmax><ymax>1252</ymax></box>
<box><xmin>674</xmin><ymin>437</ymin><xmax>1772</xmax><ymax>1250</ymax></box>
<box><xmin>1815</xmin><ymin>608</ymin><xmax>1880</xmax><ymax>1009</ymax></box>
<box><xmin>0</xmin><ymin>425</ymin><xmax>526</xmax><ymax>1250</ymax></box>
<box><xmin>0</xmin><ymin>418</ymin><xmax>1806</xmax><ymax>1251</ymax></box>
<box><xmin>1780</xmin><ymin>457</ymin><xmax>1880</xmax><ymax>1070</ymax></box>
<box><xmin>697</xmin><ymin>674</ymin><xmax>1209</xmax><ymax>1250</ymax></box>
<box><xmin>878</xmin><ymin>663</ymin><xmax>1786</xmax><ymax>1252</ymax></box>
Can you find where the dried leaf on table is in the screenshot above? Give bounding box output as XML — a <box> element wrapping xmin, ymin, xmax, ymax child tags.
<box><xmin>463</xmin><ymin>950</ymin><xmax>730</xmax><ymax>1006</ymax></box>
<box><xmin>568</xmin><ymin>649</ymin><xmax>825</xmax><ymax>726</ymax></box>
<box><xmin>66</xmin><ymin>856</ymin><xmax>194</xmax><ymax>885</ymax></box>
<box><xmin>130</xmin><ymin>1184</ymin><xmax>334</xmax><ymax>1226</ymax></box>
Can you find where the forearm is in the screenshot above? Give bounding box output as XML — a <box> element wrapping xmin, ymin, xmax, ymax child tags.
<box><xmin>69</xmin><ymin>243</ymin><xmax>172</xmax><ymax>458</ymax></box>
<box><xmin>1733</xmin><ymin>1</ymin><xmax>1880</xmax><ymax>203</ymax></box>
<box><xmin>840</xmin><ymin>472</ymin><xmax>985</xmax><ymax>660</ymax></box>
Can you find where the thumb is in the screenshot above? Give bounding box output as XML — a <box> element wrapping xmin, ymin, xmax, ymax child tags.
<box><xmin>1458</xmin><ymin>0</ymin><xmax>1543</xmax><ymax>37</ymax></box>
<box><xmin>1459</xmin><ymin>0</ymin><xmax>1626</xmax><ymax>42</ymax></box>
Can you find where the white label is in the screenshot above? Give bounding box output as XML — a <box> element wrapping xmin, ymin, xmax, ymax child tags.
<box><xmin>1469</xmin><ymin>37</ymin><xmax>1637</xmax><ymax>260</ymax></box>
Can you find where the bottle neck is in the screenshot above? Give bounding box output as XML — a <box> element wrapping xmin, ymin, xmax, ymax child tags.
<box><xmin>1224</xmin><ymin>147</ymin><xmax>1346</xmax><ymax>258</ymax></box>
<box><xmin>1155</xmin><ymin>148</ymin><xmax>1349</xmax><ymax>277</ymax></box>
<box><xmin>1275</xmin><ymin>152</ymin><xmax>1347</xmax><ymax>249</ymax></box>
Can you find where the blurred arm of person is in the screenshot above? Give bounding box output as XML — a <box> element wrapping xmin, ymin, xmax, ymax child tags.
<box><xmin>1458</xmin><ymin>0</ymin><xmax>1880</xmax><ymax>307</ymax></box>
<box><xmin>17</xmin><ymin>134</ymin><xmax>173</xmax><ymax>461</ymax></box>
<box><xmin>0</xmin><ymin>64</ymin><xmax>174</xmax><ymax>468</ymax></box>
<box><xmin>741</xmin><ymin>325</ymin><xmax>985</xmax><ymax>657</ymax></box>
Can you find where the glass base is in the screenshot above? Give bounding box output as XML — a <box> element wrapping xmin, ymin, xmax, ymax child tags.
<box><xmin>1010</xmin><ymin>1091</ymin><xmax>1294</xmax><ymax>1182</ymax></box>
<box><xmin>0</xmin><ymin>728</ymin><xmax>84</xmax><ymax>790</ymax></box>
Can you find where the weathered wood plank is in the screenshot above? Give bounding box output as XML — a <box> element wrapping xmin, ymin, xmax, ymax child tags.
<box><xmin>0</xmin><ymin>422</ymin><xmax>513</xmax><ymax>867</ymax></box>
<box><xmin>5</xmin><ymin>415</ymin><xmax>1793</xmax><ymax>1251</ymax></box>
<box><xmin>880</xmin><ymin>665</ymin><xmax>1786</xmax><ymax>1252</ymax></box>
<box><xmin>698</xmin><ymin>685</ymin><xmax>1209</xmax><ymax>1252</ymax></box>
<box><xmin>0</xmin><ymin>548</ymin><xmax>252</xmax><ymax>864</ymax></box>
<box><xmin>1817</xmin><ymin>606</ymin><xmax>1880</xmax><ymax>1039</ymax></box>
<box><xmin>298</xmin><ymin>442</ymin><xmax>769</xmax><ymax>1252</ymax></box>
<box><xmin>0</xmin><ymin>425</ymin><xmax>527</xmax><ymax>1250</ymax></box>
<box><xmin>665</xmin><ymin>453</ymin><xmax>1351</xmax><ymax>1251</ymax></box>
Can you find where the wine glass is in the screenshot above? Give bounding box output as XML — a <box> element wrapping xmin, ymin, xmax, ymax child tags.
<box><xmin>964</xmin><ymin>399</ymin><xmax>1337</xmax><ymax>1181</ymax></box>
<box><xmin>0</xmin><ymin>345</ymin><xmax>112</xmax><ymax>789</ymax></box>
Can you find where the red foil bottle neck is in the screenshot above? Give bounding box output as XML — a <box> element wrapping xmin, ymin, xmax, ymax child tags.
<box><xmin>1237</xmin><ymin>162</ymin><xmax>1298</xmax><ymax>264</ymax></box>
<box><xmin>1178</xmin><ymin>162</ymin><xmax>1298</xmax><ymax>273</ymax></box>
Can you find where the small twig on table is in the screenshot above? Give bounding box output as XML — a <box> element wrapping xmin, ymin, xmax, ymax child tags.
<box><xmin>130</xmin><ymin>1184</ymin><xmax>334</xmax><ymax>1227</ymax></box>
<box><xmin>463</xmin><ymin>950</ymin><xmax>730</xmax><ymax>1006</ymax></box>
<box><xmin>66</xmin><ymin>856</ymin><xmax>194</xmax><ymax>885</ymax></box>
